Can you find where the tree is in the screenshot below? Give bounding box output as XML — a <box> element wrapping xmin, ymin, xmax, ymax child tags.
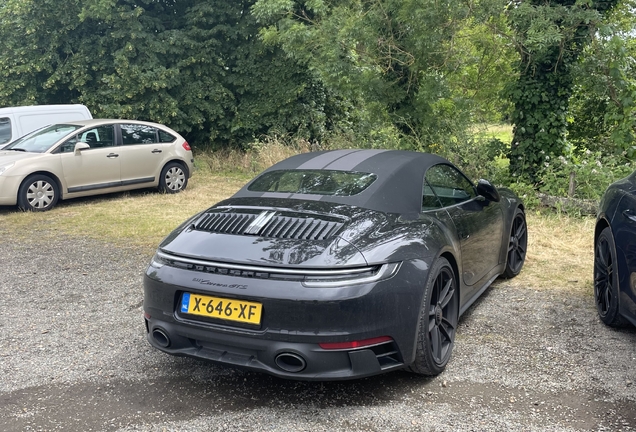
<box><xmin>252</xmin><ymin>0</ymin><xmax>478</xmax><ymax>150</ymax></box>
<box><xmin>506</xmin><ymin>0</ymin><xmax>620</xmax><ymax>181</ymax></box>
<box><xmin>568</xmin><ymin>0</ymin><xmax>636</xmax><ymax>156</ymax></box>
<box><xmin>0</xmin><ymin>0</ymin><xmax>329</xmax><ymax>148</ymax></box>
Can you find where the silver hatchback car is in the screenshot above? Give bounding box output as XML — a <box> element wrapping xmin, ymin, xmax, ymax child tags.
<box><xmin>0</xmin><ymin>119</ymin><xmax>194</xmax><ymax>211</ymax></box>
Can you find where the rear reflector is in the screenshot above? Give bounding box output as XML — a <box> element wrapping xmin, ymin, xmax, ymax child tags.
<box><xmin>182</xmin><ymin>141</ymin><xmax>191</xmax><ymax>151</ymax></box>
<box><xmin>143</xmin><ymin>312</ymin><xmax>151</xmax><ymax>320</ymax></box>
<box><xmin>319</xmin><ymin>336</ymin><xmax>393</xmax><ymax>350</ymax></box>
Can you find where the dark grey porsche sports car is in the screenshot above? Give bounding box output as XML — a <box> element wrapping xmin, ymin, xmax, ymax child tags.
<box><xmin>143</xmin><ymin>149</ymin><xmax>527</xmax><ymax>380</ymax></box>
<box><xmin>594</xmin><ymin>171</ymin><xmax>636</xmax><ymax>327</ymax></box>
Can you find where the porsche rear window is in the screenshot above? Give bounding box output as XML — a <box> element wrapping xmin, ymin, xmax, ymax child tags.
<box><xmin>248</xmin><ymin>170</ymin><xmax>377</xmax><ymax>196</ymax></box>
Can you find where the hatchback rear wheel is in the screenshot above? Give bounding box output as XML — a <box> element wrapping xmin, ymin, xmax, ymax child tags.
<box><xmin>159</xmin><ymin>162</ymin><xmax>188</xmax><ymax>193</ymax></box>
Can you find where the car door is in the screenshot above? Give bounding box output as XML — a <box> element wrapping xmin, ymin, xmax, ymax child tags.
<box><xmin>612</xmin><ymin>190</ymin><xmax>636</xmax><ymax>320</ymax></box>
<box><xmin>117</xmin><ymin>123</ymin><xmax>167</xmax><ymax>186</ymax></box>
<box><xmin>425</xmin><ymin>164</ymin><xmax>504</xmax><ymax>289</ymax></box>
<box><xmin>59</xmin><ymin>125</ymin><xmax>121</xmax><ymax>193</ymax></box>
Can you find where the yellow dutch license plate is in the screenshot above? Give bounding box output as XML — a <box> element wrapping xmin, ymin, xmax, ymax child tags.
<box><xmin>180</xmin><ymin>292</ymin><xmax>262</xmax><ymax>325</ymax></box>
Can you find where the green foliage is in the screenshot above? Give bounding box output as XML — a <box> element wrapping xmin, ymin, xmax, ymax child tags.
<box><xmin>538</xmin><ymin>149</ymin><xmax>635</xmax><ymax>200</ymax></box>
<box><xmin>445</xmin><ymin>17</ymin><xmax>517</xmax><ymax>123</ymax></box>
<box><xmin>252</xmin><ymin>0</ymin><xmax>477</xmax><ymax>150</ymax></box>
<box><xmin>568</xmin><ymin>0</ymin><xmax>636</xmax><ymax>156</ymax></box>
<box><xmin>505</xmin><ymin>0</ymin><xmax>620</xmax><ymax>181</ymax></box>
<box><xmin>0</xmin><ymin>0</ymin><xmax>332</xmax><ymax>148</ymax></box>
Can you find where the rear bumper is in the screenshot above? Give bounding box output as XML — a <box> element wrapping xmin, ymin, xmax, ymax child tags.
<box><xmin>144</xmin><ymin>316</ymin><xmax>404</xmax><ymax>380</ymax></box>
<box><xmin>143</xmin><ymin>258</ymin><xmax>431</xmax><ymax>380</ymax></box>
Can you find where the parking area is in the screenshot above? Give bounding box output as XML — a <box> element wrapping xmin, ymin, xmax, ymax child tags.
<box><xmin>1</xmin><ymin>232</ymin><xmax>635</xmax><ymax>431</ymax></box>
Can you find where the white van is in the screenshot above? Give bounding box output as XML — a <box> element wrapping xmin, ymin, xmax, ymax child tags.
<box><xmin>0</xmin><ymin>104</ymin><xmax>92</xmax><ymax>149</ymax></box>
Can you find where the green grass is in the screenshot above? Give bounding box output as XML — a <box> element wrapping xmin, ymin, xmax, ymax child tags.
<box><xmin>472</xmin><ymin>123</ymin><xmax>513</xmax><ymax>144</ymax></box>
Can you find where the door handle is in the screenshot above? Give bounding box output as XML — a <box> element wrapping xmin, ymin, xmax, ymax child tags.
<box><xmin>151</xmin><ymin>149</ymin><xmax>162</xmax><ymax>154</ymax></box>
<box><xmin>107</xmin><ymin>153</ymin><xmax>119</xmax><ymax>158</ymax></box>
<box><xmin>623</xmin><ymin>209</ymin><xmax>636</xmax><ymax>222</ymax></box>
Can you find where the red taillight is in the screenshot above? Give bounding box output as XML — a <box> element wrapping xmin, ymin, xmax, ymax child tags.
<box><xmin>143</xmin><ymin>312</ymin><xmax>151</xmax><ymax>320</ymax></box>
<box><xmin>182</xmin><ymin>141</ymin><xmax>191</xmax><ymax>151</ymax></box>
<box><xmin>319</xmin><ymin>336</ymin><xmax>393</xmax><ymax>350</ymax></box>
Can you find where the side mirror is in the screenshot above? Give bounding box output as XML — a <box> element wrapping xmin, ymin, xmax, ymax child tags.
<box><xmin>74</xmin><ymin>142</ymin><xmax>90</xmax><ymax>155</ymax></box>
<box><xmin>476</xmin><ymin>179</ymin><xmax>500</xmax><ymax>202</ymax></box>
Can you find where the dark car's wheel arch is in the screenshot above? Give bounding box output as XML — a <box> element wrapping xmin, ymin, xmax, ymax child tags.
<box><xmin>17</xmin><ymin>171</ymin><xmax>64</xmax><ymax>203</ymax></box>
<box><xmin>594</xmin><ymin>217</ymin><xmax>610</xmax><ymax>245</ymax></box>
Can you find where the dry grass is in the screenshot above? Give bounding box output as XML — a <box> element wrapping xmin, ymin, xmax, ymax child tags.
<box><xmin>0</xmin><ymin>138</ymin><xmax>597</xmax><ymax>297</ymax></box>
<box><xmin>0</xmin><ymin>139</ymin><xmax>313</xmax><ymax>249</ymax></box>
<box><xmin>505</xmin><ymin>211</ymin><xmax>595</xmax><ymax>296</ymax></box>
<box><xmin>195</xmin><ymin>137</ymin><xmax>311</xmax><ymax>176</ymax></box>
<box><xmin>0</xmin><ymin>170</ymin><xmax>248</xmax><ymax>250</ymax></box>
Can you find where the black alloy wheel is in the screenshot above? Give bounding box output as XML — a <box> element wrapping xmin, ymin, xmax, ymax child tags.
<box><xmin>409</xmin><ymin>257</ymin><xmax>459</xmax><ymax>376</ymax></box>
<box><xmin>503</xmin><ymin>208</ymin><xmax>527</xmax><ymax>278</ymax></box>
<box><xmin>594</xmin><ymin>227</ymin><xmax>626</xmax><ymax>327</ymax></box>
<box><xmin>17</xmin><ymin>174</ymin><xmax>60</xmax><ymax>211</ymax></box>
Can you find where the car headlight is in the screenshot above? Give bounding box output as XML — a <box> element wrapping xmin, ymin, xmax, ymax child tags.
<box><xmin>0</xmin><ymin>162</ymin><xmax>15</xmax><ymax>176</ymax></box>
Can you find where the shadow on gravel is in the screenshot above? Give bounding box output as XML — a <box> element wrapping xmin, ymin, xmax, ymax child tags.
<box><xmin>0</xmin><ymin>367</ymin><xmax>433</xmax><ymax>431</ymax></box>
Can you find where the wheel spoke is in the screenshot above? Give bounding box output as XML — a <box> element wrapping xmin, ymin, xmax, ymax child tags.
<box><xmin>430</xmin><ymin>325</ymin><xmax>441</xmax><ymax>362</ymax></box>
<box><xmin>598</xmin><ymin>241</ymin><xmax>608</xmax><ymax>267</ymax></box>
<box><xmin>428</xmin><ymin>306</ymin><xmax>436</xmax><ymax>332</ymax></box>
<box><xmin>440</xmin><ymin>319</ymin><xmax>455</xmax><ymax>338</ymax></box>
<box><xmin>439</xmin><ymin>278</ymin><xmax>453</xmax><ymax>308</ymax></box>
<box><xmin>515</xmin><ymin>221</ymin><xmax>526</xmax><ymax>239</ymax></box>
<box><xmin>509</xmin><ymin>250</ymin><xmax>517</xmax><ymax>268</ymax></box>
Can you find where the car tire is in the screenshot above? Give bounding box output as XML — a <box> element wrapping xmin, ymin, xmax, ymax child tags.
<box><xmin>159</xmin><ymin>162</ymin><xmax>188</xmax><ymax>193</ymax></box>
<box><xmin>17</xmin><ymin>174</ymin><xmax>59</xmax><ymax>212</ymax></box>
<box><xmin>594</xmin><ymin>227</ymin><xmax>627</xmax><ymax>327</ymax></box>
<box><xmin>408</xmin><ymin>256</ymin><xmax>459</xmax><ymax>376</ymax></box>
<box><xmin>502</xmin><ymin>207</ymin><xmax>527</xmax><ymax>278</ymax></box>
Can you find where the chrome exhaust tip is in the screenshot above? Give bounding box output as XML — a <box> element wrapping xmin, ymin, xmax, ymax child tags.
<box><xmin>275</xmin><ymin>352</ymin><xmax>307</xmax><ymax>373</ymax></box>
<box><xmin>152</xmin><ymin>328</ymin><xmax>171</xmax><ymax>348</ymax></box>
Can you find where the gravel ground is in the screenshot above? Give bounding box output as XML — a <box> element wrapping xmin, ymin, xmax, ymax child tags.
<box><xmin>1</xmin><ymin>231</ymin><xmax>635</xmax><ymax>431</ymax></box>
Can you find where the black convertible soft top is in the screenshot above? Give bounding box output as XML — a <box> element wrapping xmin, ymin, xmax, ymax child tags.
<box><xmin>232</xmin><ymin>149</ymin><xmax>453</xmax><ymax>215</ymax></box>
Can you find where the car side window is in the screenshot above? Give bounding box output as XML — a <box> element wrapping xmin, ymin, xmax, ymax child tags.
<box><xmin>58</xmin><ymin>125</ymin><xmax>115</xmax><ymax>153</ymax></box>
<box><xmin>422</xmin><ymin>180</ymin><xmax>442</xmax><ymax>211</ymax></box>
<box><xmin>0</xmin><ymin>117</ymin><xmax>11</xmax><ymax>145</ymax></box>
<box><xmin>121</xmin><ymin>124</ymin><xmax>158</xmax><ymax>145</ymax></box>
<box><xmin>158</xmin><ymin>130</ymin><xmax>176</xmax><ymax>143</ymax></box>
<box><xmin>425</xmin><ymin>164</ymin><xmax>476</xmax><ymax>207</ymax></box>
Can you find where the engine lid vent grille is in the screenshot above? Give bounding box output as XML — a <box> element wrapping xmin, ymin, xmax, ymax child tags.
<box><xmin>193</xmin><ymin>210</ymin><xmax>344</xmax><ymax>241</ymax></box>
<box><xmin>195</xmin><ymin>212</ymin><xmax>257</xmax><ymax>235</ymax></box>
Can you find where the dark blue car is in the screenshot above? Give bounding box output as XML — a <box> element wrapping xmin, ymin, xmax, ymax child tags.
<box><xmin>595</xmin><ymin>171</ymin><xmax>636</xmax><ymax>327</ymax></box>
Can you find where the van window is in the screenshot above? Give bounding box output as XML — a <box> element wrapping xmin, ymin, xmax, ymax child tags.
<box><xmin>0</xmin><ymin>117</ymin><xmax>11</xmax><ymax>144</ymax></box>
<box><xmin>121</xmin><ymin>124</ymin><xmax>157</xmax><ymax>145</ymax></box>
